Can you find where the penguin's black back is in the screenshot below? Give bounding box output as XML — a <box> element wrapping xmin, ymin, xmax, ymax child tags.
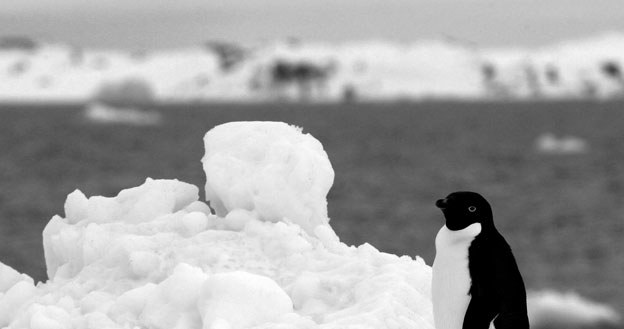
<box><xmin>467</xmin><ymin>228</ymin><xmax>529</xmax><ymax>329</ymax></box>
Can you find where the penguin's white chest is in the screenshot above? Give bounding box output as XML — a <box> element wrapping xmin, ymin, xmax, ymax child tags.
<box><xmin>432</xmin><ymin>223</ymin><xmax>482</xmax><ymax>329</ymax></box>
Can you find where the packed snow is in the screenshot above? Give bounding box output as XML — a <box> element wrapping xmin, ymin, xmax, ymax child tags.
<box><xmin>0</xmin><ymin>122</ymin><xmax>433</xmax><ymax>329</ymax></box>
<box><xmin>1</xmin><ymin>33</ymin><xmax>624</xmax><ymax>102</ymax></box>
<box><xmin>202</xmin><ymin>122</ymin><xmax>334</xmax><ymax>234</ymax></box>
<box><xmin>0</xmin><ymin>121</ymin><xmax>619</xmax><ymax>329</ymax></box>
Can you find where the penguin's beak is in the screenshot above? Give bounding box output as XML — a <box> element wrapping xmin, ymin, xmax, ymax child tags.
<box><xmin>435</xmin><ymin>198</ymin><xmax>447</xmax><ymax>209</ymax></box>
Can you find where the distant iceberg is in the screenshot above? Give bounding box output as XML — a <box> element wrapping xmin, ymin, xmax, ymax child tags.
<box><xmin>83</xmin><ymin>103</ymin><xmax>162</xmax><ymax>126</ymax></box>
<box><xmin>535</xmin><ymin>133</ymin><xmax>589</xmax><ymax>155</ymax></box>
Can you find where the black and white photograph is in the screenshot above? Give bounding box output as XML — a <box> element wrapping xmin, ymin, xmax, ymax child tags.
<box><xmin>1</xmin><ymin>0</ymin><xmax>623</xmax><ymax>328</ymax></box>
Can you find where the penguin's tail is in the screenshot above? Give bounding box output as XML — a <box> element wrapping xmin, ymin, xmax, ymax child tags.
<box><xmin>528</xmin><ymin>290</ymin><xmax>621</xmax><ymax>329</ymax></box>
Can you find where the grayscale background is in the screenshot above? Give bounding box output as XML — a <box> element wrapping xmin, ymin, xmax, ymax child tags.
<box><xmin>1</xmin><ymin>0</ymin><xmax>624</xmax><ymax>322</ymax></box>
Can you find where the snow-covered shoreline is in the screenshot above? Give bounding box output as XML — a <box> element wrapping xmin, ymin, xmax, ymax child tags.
<box><xmin>1</xmin><ymin>33</ymin><xmax>624</xmax><ymax>104</ymax></box>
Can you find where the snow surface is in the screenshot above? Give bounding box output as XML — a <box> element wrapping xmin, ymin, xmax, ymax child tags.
<box><xmin>0</xmin><ymin>122</ymin><xmax>433</xmax><ymax>329</ymax></box>
<box><xmin>202</xmin><ymin>122</ymin><xmax>334</xmax><ymax>234</ymax></box>
<box><xmin>1</xmin><ymin>33</ymin><xmax>624</xmax><ymax>102</ymax></box>
<box><xmin>0</xmin><ymin>121</ymin><xmax>620</xmax><ymax>329</ymax></box>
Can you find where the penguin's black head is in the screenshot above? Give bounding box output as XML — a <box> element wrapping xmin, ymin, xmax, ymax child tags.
<box><xmin>435</xmin><ymin>191</ymin><xmax>493</xmax><ymax>231</ymax></box>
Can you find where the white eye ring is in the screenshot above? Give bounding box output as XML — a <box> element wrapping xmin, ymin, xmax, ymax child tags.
<box><xmin>468</xmin><ymin>206</ymin><xmax>477</xmax><ymax>212</ymax></box>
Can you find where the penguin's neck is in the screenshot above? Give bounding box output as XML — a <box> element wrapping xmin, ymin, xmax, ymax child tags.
<box><xmin>435</xmin><ymin>223</ymin><xmax>482</xmax><ymax>251</ymax></box>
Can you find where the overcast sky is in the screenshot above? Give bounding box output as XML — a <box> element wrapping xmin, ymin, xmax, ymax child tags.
<box><xmin>1</xmin><ymin>0</ymin><xmax>624</xmax><ymax>49</ymax></box>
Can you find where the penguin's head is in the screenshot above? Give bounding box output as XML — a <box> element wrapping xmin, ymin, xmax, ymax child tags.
<box><xmin>435</xmin><ymin>191</ymin><xmax>493</xmax><ymax>231</ymax></box>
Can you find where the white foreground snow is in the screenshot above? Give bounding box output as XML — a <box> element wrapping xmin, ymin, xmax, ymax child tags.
<box><xmin>0</xmin><ymin>122</ymin><xmax>433</xmax><ymax>329</ymax></box>
<box><xmin>0</xmin><ymin>121</ymin><xmax>619</xmax><ymax>329</ymax></box>
<box><xmin>203</xmin><ymin>122</ymin><xmax>334</xmax><ymax>234</ymax></box>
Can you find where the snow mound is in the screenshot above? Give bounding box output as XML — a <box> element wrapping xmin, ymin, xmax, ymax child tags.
<box><xmin>0</xmin><ymin>121</ymin><xmax>433</xmax><ymax>329</ymax></box>
<box><xmin>203</xmin><ymin>122</ymin><xmax>335</xmax><ymax>234</ymax></box>
<box><xmin>0</xmin><ymin>263</ymin><xmax>37</xmax><ymax>326</ymax></box>
<box><xmin>199</xmin><ymin>271</ymin><xmax>294</xmax><ymax>329</ymax></box>
<box><xmin>528</xmin><ymin>290</ymin><xmax>621</xmax><ymax>329</ymax></box>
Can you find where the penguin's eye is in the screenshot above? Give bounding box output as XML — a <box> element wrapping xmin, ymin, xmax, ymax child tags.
<box><xmin>468</xmin><ymin>206</ymin><xmax>477</xmax><ymax>212</ymax></box>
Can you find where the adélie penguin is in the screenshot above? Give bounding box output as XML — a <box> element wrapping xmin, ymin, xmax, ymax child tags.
<box><xmin>432</xmin><ymin>191</ymin><xmax>529</xmax><ymax>329</ymax></box>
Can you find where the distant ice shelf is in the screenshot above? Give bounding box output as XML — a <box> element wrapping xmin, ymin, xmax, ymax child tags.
<box><xmin>1</xmin><ymin>33</ymin><xmax>624</xmax><ymax>104</ymax></box>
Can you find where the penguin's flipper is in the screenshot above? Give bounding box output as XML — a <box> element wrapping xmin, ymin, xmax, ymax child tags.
<box><xmin>491</xmin><ymin>248</ymin><xmax>529</xmax><ymax>329</ymax></box>
<box><xmin>463</xmin><ymin>296</ymin><xmax>497</xmax><ymax>329</ymax></box>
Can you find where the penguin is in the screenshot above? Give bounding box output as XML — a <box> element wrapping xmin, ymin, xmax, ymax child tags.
<box><xmin>432</xmin><ymin>191</ymin><xmax>529</xmax><ymax>329</ymax></box>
